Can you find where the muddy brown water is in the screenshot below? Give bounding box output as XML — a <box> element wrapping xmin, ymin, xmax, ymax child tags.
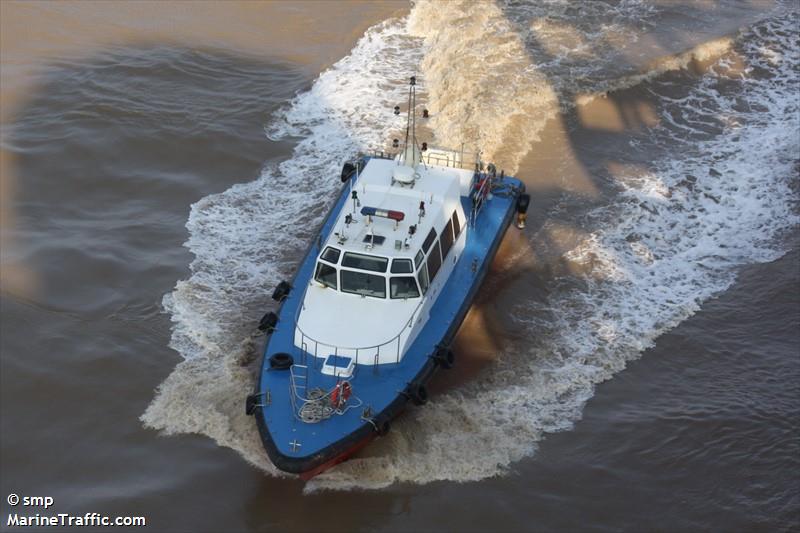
<box><xmin>1</xmin><ymin>1</ymin><xmax>797</xmax><ymax>531</ymax></box>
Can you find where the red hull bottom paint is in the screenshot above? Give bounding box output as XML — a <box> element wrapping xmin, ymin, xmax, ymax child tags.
<box><xmin>299</xmin><ymin>434</ymin><xmax>376</xmax><ymax>481</ymax></box>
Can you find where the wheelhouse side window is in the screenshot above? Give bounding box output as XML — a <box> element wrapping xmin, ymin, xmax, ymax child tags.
<box><xmin>440</xmin><ymin>217</ymin><xmax>455</xmax><ymax>260</ymax></box>
<box><xmin>417</xmin><ymin>263</ymin><xmax>429</xmax><ymax>295</ymax></box>
<box><xmin>414</xmin><ymin>250</ymin><xmax>425</xmax><ymax>269</ymax></box>
<box><xmin>427</xmin><ymin>241</ymin><xmax>442</xmax><ymax>280</ymax></box>
<box><xmin>422</xmin><ymin>228</ymin><xmax>437</xmax><ymax>254</ymax></box>
<box><xmin>314</xmin><ymin>262</ymin><xmax>337</xmax><ymax>289</ymax></box>
<box><xmin>342</xmin><ymin>252</ymin><xmax>388</xmax><ymax>273</ymax></box>
<box><xmin>391</xmin><ymin>258</ymin><xmax>413</xmax><ymax>274</ymax></box>
<box><xmin>390</xmin><ymin>277</ymin><xmax>420</xmax><ymax>299</ymax></box>
<box><xmin>452</xmin><ymin>210</ymin><xmax>462</xmax><ymax>238</ymax></box>
<box><xmin>321</xmin><ymin>246</ymin><xmax>341</xmax><ymax>264</ymax></box>
<box><xmin>341</xmin><ymin>270</ymin><xmax>386</xmax><ymax>298</ymax></box>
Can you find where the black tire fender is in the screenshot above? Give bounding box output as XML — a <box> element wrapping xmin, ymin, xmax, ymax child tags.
<box><xmin>268</xmin><ymin>352</ymin><xmax>293</xmax><ymax>370</ymax></box>
<box><xmin>375</xmin><ymin>418</ymin><xmax>391</xmax><ymax>436</ymax></box>
<box><xmin>245</xmin><ymin>394</ymin><xmax>258</xmax><ymax>415</ymax></box>
<box><xmin>408</xmin><ymin>383</ymin><xmax>428</xmax><ymax>406</ymax></box>
<box><xmin>433</xmin><ymin>347</ymin><xmax>455</xmax><ymax>369</ymax></box>
<box><xmin>258</xmin><ymin>312</ymin><xmax>278</xmax><ymax>332</ymax></box>
<box><xmin>271</xmin><ymin>281</ymin><xmax>291</xmax><ymax>302</ymax></box>
<box><xmin>516</xmin><ymin>193</ymin><xmax>531</xmax><ymax>214</ymax></box>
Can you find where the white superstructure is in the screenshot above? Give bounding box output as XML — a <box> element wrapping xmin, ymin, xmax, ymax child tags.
<box><xmin>294</xmin><ymin>149</ymin><xmax>478</xmax><ymax>373</ymax></box>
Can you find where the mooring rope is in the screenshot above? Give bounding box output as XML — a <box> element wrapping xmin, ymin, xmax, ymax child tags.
<box><xmin>298</xmin><ymin>388</ymin><xmax>335</xmax><ymax>423</ymax></box>
<box><xmin>297</xmin><ymin>387</ymin><xmax>364</xmax><ymax>424</ymax></box>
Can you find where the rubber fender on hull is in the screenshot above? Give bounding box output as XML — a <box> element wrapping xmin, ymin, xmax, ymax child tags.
<box><xmin>269</xmin><ymin>352</ymin><xmax>293</xmax><ymax>370</ymax></box>
<box><xmin>340</xmin><ymin>158</ymin><xmax>365</xmax><ymax>182</ymax></box>
<box><xmin>433</xmin><ymin>346</ymin><xmax>455</xmax><ymax>369</ymax></box>
<box><xmin>271</xmin><ymin>281</ymin><xmax>291</xmax><ymax>302</ymax></box>
<box><xmin>375</xmin><ymin>418</ymin><xmax>391</xmax><ymax>436</ymax></box>
<box><xmin>516</xmin><ymin>193</ymin><xmax>531</xmax><ymax>214</ymax></box>
<box><xmin>258</xmin><ymin>312</ymin><xmax>278</xmax><ymax>332</ymax></box>
<box><xmin>407</xmin><ymin>383</ymin><xmax>428</xmax><ymax>406</ymax></box>
<box><xmin>245</xmin><ymin>394</ymin><xmax>258</xmax><ymax>416</ymax></box>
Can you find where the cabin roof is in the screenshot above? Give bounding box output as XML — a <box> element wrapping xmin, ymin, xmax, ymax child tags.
<box><xmin>324</xmin><ymin>158</ymin><xmax>467</xmax><ymax>259</ymax></box>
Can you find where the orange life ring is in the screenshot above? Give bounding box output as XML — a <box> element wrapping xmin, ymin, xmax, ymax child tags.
<box><xmin>330</xmin><ymin>381</ymin><xmax>352</xmax><ymax>408</ymax></box>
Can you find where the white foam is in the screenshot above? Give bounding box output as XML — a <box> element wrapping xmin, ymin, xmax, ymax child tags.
<box><xmin>143</xmin><ymin>2</ymin><xmax>799</xmax><ymax>491</ymax></box>
<box><xmin>406</xmin><ymin>0</ymin><xmax>669</xmax><ymax>173</ymax></box>
<box><xmin>306</xmin><ymin>8</ymin><xmax>800</xmax><ymax>492</ymax></box>
<box><xmin>141</xmin><ymin>15</ymin><xmax>423</xmax><ymax>473</ymax></box>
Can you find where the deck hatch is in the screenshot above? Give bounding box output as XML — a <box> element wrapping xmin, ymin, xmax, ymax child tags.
<box><xmin>321</xmin><ymin>354</ymin><xmax>355</xmax><ymax>378</ymax></box>
<box><xmin>361</xmin><ymin>235</ymin><xmax>386</xmax><ymax>246</ymax></box>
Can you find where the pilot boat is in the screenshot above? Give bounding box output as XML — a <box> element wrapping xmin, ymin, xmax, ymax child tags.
<box><xmin>246</xmin><ymin>77</ymin><xmax>529</xmax><ymax>478</ymax></box>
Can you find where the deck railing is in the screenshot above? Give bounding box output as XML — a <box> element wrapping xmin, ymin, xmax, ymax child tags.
<box><xmin>293</xmin><ymin>296</ymin><xmax>425</xmax><ymax>373</ymax></box>
<box><xmin>361</xmin><ymin>145</ymin><xmax>481</xmax><ymax>171</ymax></box>
<box><xmin>469</xmin><ymin>171</ymin><xmax>493</xmax><ymax>227</ymax></box>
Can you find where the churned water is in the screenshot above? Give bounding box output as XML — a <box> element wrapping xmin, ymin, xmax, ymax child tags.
<box><xmin>1</xmin><ymin>1</ymin><xmax>797</xmax><ymax>531</ymax></box>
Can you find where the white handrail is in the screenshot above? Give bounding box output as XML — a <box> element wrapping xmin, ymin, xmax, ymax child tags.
<box><xmin>361</xmin><ymin>145</ymin><xmax>481</xmax><ymax>170</ymax></box>
<box><xmin>294</xmin><ymin>296</ymin><xmax>425</xmax><ymax>366</ymax></box>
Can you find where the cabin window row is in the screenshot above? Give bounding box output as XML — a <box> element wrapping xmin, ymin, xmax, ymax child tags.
<box><xmin>315</xmin><ymin>209</ymin><xmax>463</xmax><ymax>299</ymax></box>
<box><xmin>314</xmin><ymin>262</ymin><xmax>421</xmax><ymax>300</ymax></box>
<box><xmin>416</xmin><ymin>210</ymin><xmax>463</xmax><ymax>295</ymax></box>
<box><xmin>321</xmin><ymin>247</ymin><xmax>414</xmax><ymax>274</ymax></box>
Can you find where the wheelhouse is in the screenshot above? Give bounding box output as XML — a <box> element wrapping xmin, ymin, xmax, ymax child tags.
<box><xmin>311</xmin><ymin>204</ymin><xmax>464</xmax><ymax>305</ymax></box>
<box><xmin>313</xmin><ymin>248</ymin><xmax>422</xmax><ymax>300</ymax></box>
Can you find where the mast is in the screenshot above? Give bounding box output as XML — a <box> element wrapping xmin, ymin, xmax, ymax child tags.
<box><xmin>401</xmin><ymin>76</ymin><xmax>421</xmax><ymax>168</ymax></box>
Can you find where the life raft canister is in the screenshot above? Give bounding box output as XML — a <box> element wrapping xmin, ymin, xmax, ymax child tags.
<box><xmin>330</xmin><ymin>381</ymin><xmax>352</xmax><ymax>409</ymax></box>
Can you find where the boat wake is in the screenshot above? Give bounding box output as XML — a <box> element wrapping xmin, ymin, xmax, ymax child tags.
<box><xmin>142</xmin><ymin>1</ymin><xmax>799</xmax><ymax>490</ymax></box>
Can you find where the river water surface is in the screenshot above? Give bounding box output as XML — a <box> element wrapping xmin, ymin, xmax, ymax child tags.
<box><xmin>1</xmin><ymin>1</ymin><xmax>798</xmax><ymax>531</ymax></box>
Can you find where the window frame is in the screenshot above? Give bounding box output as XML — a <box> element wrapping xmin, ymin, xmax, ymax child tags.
<box><xmin>389</xmin><ymin>276</ymin><xmax>421</xmax><ymax>299</ymax></box>
<box><xmin>416</xmin><ymin>263</ymin><xmax>429</xmax><ymax>295</ymax></box>
<box><xmin>426</xmin><ymin>240</ymin><xmax>443</xmax><ymax>280</ymax></box>
<box><xmin>341</xmin><ymin>251</ymin><xmax>389</xmax><ymax>273</ymax></box>
<box><xmin>422</xmin><ymin>228</ymin><xmax>437</xmax><ymax>254</ymax></box>
<box><xmin>414</xmin><ymin>250</ymin><xmax>425</xmax><ymax>269</ymax></box>
<box><xmin>390</xmin><ymin>258</ymin><xmax>414</xmax><ymax>274</ymax></box>
<box><xmin>314</xmin><ymin>261</ymin><xmax>338</xmax><ymax>290</ymax></box>
<box><xmin>440</xmin><ymin>217</ymin><xmax>455</xmax><ymax>260</ymax></box>
<box><xmin>452</xmin><ymin>210</ymin><xmax>462</xmax><ymax>238</ymax></box>
<box><xmin>320</xmin><ymin>246</ymin><xmax>341</xmax><ymax>264</ymax></box>
<box><xmin>339</xmin><ymin>268</ymin><xmax>387</xmax><ymax>299</ymax></box>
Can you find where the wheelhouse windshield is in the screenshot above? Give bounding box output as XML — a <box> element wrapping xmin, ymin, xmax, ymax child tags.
<box><xmin>341</xmin><ymin>270</ymin><xmax>386</xmax><ymax>298</ymax></box>
<box><xmin>314</xmin><ymin>262</ymin><xmax>337</xmax><ymax>289</ymax></box>
<box><xmin>390</xmin><ymin>277</ymin><xmax>420</xmax><ymax>299</ymax></box>
<box><xmin>341</xmin><ymin>252</ymin><xmax>388</xmax><ymax>273</ymax></box>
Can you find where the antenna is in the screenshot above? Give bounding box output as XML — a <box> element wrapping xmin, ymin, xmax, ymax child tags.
<box><xmin>411</xmin><ymin>75</ymin><xmax>416</xmax><ymax>161</ymax></box>
<box><xmin>401</xmin><ymin>76</ymin><xmax>421</xmax><ymax>168</ymax></box>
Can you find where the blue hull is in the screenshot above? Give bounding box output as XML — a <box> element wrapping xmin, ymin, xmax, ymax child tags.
<box><xmin>250</xmin><ymin>166</ymin><xmax>524</xmax><ymax>475</ymax></box>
